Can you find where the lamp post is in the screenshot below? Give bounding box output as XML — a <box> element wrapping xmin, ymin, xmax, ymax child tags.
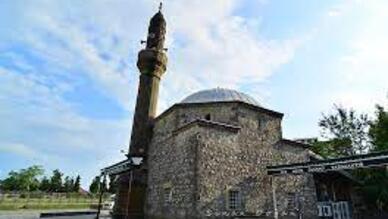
<box><xmin>96</xmin><ymin>148</ymin><xmax>129</xmax><ymax>219</ymax></box>
<box><xmin>96</xmin><ymin>173</ymin><xmax>106</xmax><ymax>219</ymax></box>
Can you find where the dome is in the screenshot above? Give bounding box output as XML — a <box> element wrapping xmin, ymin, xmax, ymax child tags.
<box><xmin>181</xmin><ymin>88</ymin><xmax>260</xmax><ymax>106</ymax></box>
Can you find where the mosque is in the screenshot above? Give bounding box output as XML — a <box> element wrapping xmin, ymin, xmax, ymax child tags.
<box><xmin>107</xmin><ymin>5</ymin><xmax>362</xmax><ymax>219</ymax></box>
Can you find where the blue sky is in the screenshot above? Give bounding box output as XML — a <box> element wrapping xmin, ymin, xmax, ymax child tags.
<box><xmin>0</xmin><ymin>0</ymin><xmax>387</xmax><ymax>189</ymax></box>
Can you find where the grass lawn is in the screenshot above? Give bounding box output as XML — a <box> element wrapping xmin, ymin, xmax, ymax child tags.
<box><xmin>0</xmin><ymin>197</ymin><xmax>102</xmax><ymax>210</ymax></box>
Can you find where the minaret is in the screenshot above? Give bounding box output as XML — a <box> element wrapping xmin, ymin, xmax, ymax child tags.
<box><xmin>113</xmin><ymin>5</ymin><xmax>167</xmax><ymax>219</ymax></box>
<box><xmin>129</xmin><ymin>3</ymin><xmax>167</xmax><ymax>157</ymax></box>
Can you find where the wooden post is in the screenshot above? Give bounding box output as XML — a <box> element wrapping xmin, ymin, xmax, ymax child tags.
<box><xmin>271</xmin><ymin>176</ymin><xmax>278</xmax><ymax>219</ymax></box>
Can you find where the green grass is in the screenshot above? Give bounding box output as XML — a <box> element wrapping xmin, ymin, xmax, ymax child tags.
<box><xmin>0</xmin><ymin>197</ymin><xmax>105</xmax><ymax>210</ymax></box>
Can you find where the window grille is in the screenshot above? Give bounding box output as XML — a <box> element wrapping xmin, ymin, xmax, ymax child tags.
<box><xmin>228</xmin><ymin>190</ymin><xmax>242</xmax><ymax>210</ymax></box>
<box><xmin>164</xmin><ymin>188</ymin><xmax>172</xmax><ymax>205</ymax></box>
<box><xmin>286</xmin><ymin>192</ymin><xmax>296</xmax><ymax>211</ymax></box>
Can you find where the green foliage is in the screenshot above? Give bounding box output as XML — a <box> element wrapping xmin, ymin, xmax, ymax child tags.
<box><xmin>318</xmin><ymin>105</ymin><xmax>370</xmax><ymax>156</ymax></box>
<box><xmin>1</xmin><ymin>166</ymin><xmax>84</xmax><ymax>195</ymax></box>
<box><xmin>89</xmin><ymin>176</ymin><xmax>100</xmax><ymax>194</ymax></box>
<box><xmin>63</xmin><ymin>176</ymin><xmax>74</xmax><ymax>193</ymax></box>
<box><xmin>311</xmin><ymin>138</ymin><xmax>352</xmax><ymax>158</ymax></box>
<box><xmin>356</xmin><ymin>105</ymin><xmax>388</xmax><ymax>211</ymax></box>
<box><xmin>73</xmin><ymin>175</ymin><xmax>81</xmax><ymax>192</ymax></box>
<box><xmin>0</xmin><ymin>165</ymin><xmax>44</xmax><ymax>191</ymax></box>
<box><xmin>355</xmin><ymin>168</ymin><xmax>388</xmax><ymax>211</ymax></box>
<box><xmin>0</xmin><ymin>192</ymin><xmax>104</xmax><ymax>210</ymax></box>
<box><xmin>316</xmin><ymin>104</ymin><xmax>388</xmax><ymax>210</ymax></box>
<box><xmin>369</xmin><ymin>105</ymin><xmax>388</xmax><ymax>152</ymax></box>
<box><xmin>39</xmin><ymin>176</ymin><xmax>50</xmax><ymax>191</ymax></box>
<box><xmin>50</xmin><ymin>169</ymin><xmax>63</xmax><ymax>192</ymax></box>
<box><xmin>89</xmin><ymin>175</ymin><xmax>108</xmax><ymax>194</ymax></box>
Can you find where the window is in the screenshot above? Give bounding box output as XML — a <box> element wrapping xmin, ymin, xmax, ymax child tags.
<box><xmin>228</xmin><ymin>190</ymin><xmax>242</xmax><ymax>210</ymax></box>
<box><xmin>286</xmin><ymin>192</ymin><xmax>296</xmax><ymax>211</ymax></box>
<box><xmin>205</xmin><ymin>114</ymin><xmax>211</xmax><ymax>120</ymax></box>
<box><xmin>163</xmin><ymin>188</ymin><xmax>172</xmax><ymax>205</ymax></box>
<box><xmin>258</xmin><ymin>117</ymin><xmax>266</xmax><ymax>130</ymax></box>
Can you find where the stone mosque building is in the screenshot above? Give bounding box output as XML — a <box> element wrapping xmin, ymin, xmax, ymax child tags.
<box><xmin>109</xmin><ymin>5</ymin><xmax>360</xmax><ymax>219</ymax></box>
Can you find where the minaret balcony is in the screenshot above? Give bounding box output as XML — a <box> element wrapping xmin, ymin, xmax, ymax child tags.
<box><xmin>137</xmin><ymin>49</ymin><xmax>167</xmax><ymax>78</ymax></box>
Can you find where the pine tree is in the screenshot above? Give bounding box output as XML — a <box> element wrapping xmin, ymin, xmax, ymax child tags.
<box><xmin>369</xmin><ymin>105</ymin><xmax>388</xmax><ymax>152</ymax></box>
<box><xmin>50</xmin><ymin>169</ymin><xmax>63</xmax><ymax>192</ymax></box>
<box><xmin>89</xmin><ymin>176</ymin><xmax>100</xmax><ymax>194</ymax></box>
<box><xmin>73</xmin><ymin>175</ymin><xmax>81</xmax><ymax>192</ymax></box>
<box><xmin>63</xmin><ymin>176</ymin><xmax>74</xmax><ymax>193</ymax></box>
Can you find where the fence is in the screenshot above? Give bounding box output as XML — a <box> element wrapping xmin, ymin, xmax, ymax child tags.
<box><xmin>0</xmin><ymin>192</ymin><xmax>111</xmax><ymax>210</ymax></box>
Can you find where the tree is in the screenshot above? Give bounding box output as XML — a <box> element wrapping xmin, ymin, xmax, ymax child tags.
<box><xmin>89</xmin><ymin>176</ymin><xmax>100</xmax><ymax>194</ymax></box>
<box><xmin>0</xmin><ymin>171</ymin><xmax>20</xmax><ymax>191</ymax></box>
<box><xmin>39</xmin><ymin>176</ymin><xmax>51</xmax><ymax>192</ymax></box>
<box><xmin>311</xmin><ymin>138</ymin><xmax>352</xmax><ymax>158</ymax></box>
<box><xmin>355</xmin><ymin>105</ymin><xmax>388</xmax><ymax>211</ymax></box>
<box><xmin>73</xmin><ymin>175</ymin><xmax>81</xmax><ymax>192</ymax></box>
<box><xmin>63</xmin><ymin>176</ymin><xmax>74</xmax><ymax>193</ymax></box>
<box><xmin>50</xmin><ymin>169</ymin><xmax>63</xmax><ymax>192</ymax></box>
<box><xmin>358</xmin><ymin>168</ymin><xmax>388</xmax><ymax>212</ymax></box>
<box><xmin>0</xmin><ymin>165</ymin><xmax>43</xmax><ymax>191</ymax></box>
<box><xmin>369</xmin><ymin>105</ymin><xmax>388</xmax><ymax>152</ymax></box>
<box><xmin>316</xmin><ymin>105</ymin><xmax>370</xmax><ymax>156</ymax></box>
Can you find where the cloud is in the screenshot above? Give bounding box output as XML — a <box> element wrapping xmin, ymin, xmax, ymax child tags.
<box><xmin>0</xmin><ymin>65</ymin><xmax>130</xmax><ymax>184</ymax></box>
<box><xmin>158</xmin><ymin>0</ymin><xmax>303</xmax><ymax>112</ymax></box>
<box><xmin>0</xmin><ymin>0</ymin><xmax>304</xmax><ymax>186</ymax></box>
<box><xmin>327</xmin><ymin>10</ymin><xmax>340</xmax><ymax>17</ymax></box>
<box><xmin>334</xmin><ymin>1</ymin><xmax>388</xmax><ymax>112</ymax></box>
<box><xmin>0</xmin><ymin>143</ymin><xmax>39</xmax><ymax>159</ymax></box>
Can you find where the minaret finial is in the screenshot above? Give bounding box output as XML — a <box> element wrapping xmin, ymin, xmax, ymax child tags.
<box><xmin>145</xmin><ymin>2</ymin><xmax>166</xmax><ymax>50</ymax></box>
<box><xmin>159</xmin><ymin>2</ymin><xmax>163</xmax><ymax>12</ymax></box>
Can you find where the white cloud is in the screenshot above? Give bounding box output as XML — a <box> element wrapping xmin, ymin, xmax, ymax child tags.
<box><xmin>158</xmin><ymin>0</ymin><xmax>303</xmax><ymax>112</ymax></box>
<box><xmin>0</xmin><ymin>143</ymin><xmax>39</xmax><ymax>159</ymax></box>
<box><xmin>3</xmin><ymin>0</ymin><xmax>301</xmax><ymax>112</ymax></box>
<box><xmin>0</xmin><ymin>65</ymin><xmax>130</xmax><ymax>185</ymax></box>
<box><xmin>0</xmin><ymin>0</ymin><xmax>304</xmax><ymax>185</ymax></box>
<box><xmin>327</xmin><ymin>10</ymin><xmax>341</xmax><ymax>17</ymax></box>
<box><xmin>334</xmin><ymin>1</ymin><xmax>388</xmax><ymax>112</ymax></box>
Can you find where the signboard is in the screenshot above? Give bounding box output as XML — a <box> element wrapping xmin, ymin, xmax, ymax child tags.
<box><xmin>267</xmin><ymin>150</ymin><xmax>388</xmax><ymax>175</ymax></box>
<box><xmin>317</xmin><ymin>202</ymin><xmax>332</xmax><ymax>217</ymax></box>
<box><xmin>101</xmin><ymin>159</ymin><xmax>132</xmax><ymax>176</ymax></box>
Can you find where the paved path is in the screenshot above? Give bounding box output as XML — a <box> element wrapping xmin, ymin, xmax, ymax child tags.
<box><xmin>0</xmin><ymin>210</ymin><xmax>111</xmax><ymax>219</ymax></box>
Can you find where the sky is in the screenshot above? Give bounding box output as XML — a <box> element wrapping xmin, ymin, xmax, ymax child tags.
<box><xmin>0</xmin><ymin>0</ymin><xmax>387</xmax><ymax>189</ymax></box>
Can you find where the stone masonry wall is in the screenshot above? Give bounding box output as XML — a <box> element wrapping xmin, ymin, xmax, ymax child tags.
<box><xmin>146</xmin><ymin>120</ymin><xmax>199</xmax><ymax>219</ymax></box>
<box><xmin>195</xmin><ymin>105</ymin><xmax>317</xmax><ymax>219</ymax></box>
<box><xmin>146</xmin><ymin>103</ymin><xmax>318</xmax><ymax>219</ymax></box>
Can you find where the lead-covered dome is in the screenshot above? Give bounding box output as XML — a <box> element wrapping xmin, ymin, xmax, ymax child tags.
<box><xmin>181</xmin><ymin>88</ymin><xmax>260</xmax><ymax>106</ymax></box>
